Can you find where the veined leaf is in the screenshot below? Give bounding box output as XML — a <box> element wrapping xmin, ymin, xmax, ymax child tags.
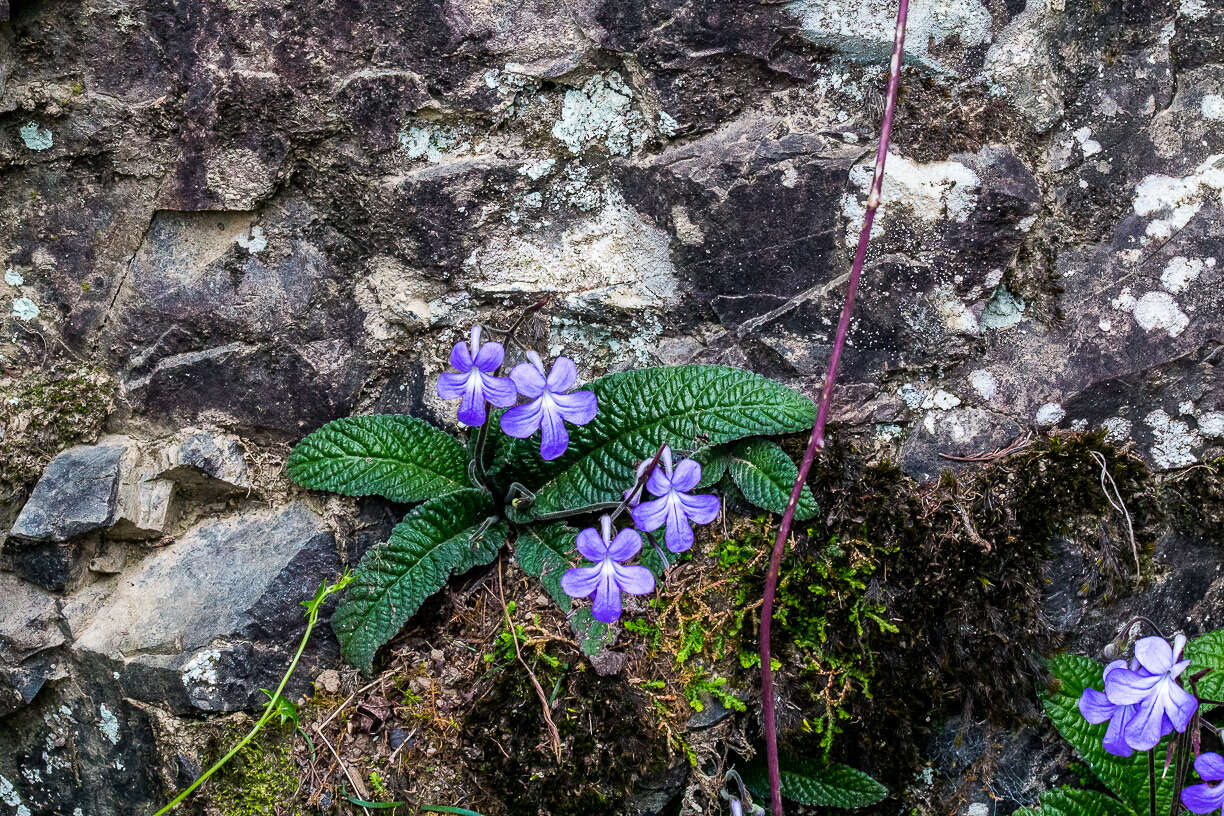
<box><xmin>332</xmin><ymin>490</ymin><xmax>504</xmax><ymax>674</ymax></box>
<box><xmin>288</xmin><ymin>415</ymin><xmax>469</xmax><ymax>502</ymax></box>
<box><xmin>693</xmin><ymin>446</ymin><xmax>731</xmax><ymax>489</ymax></box>
<box><xmin>1187</xmin><ymin>628</ymin><xmax>1224</xmax><ymax>703</ymax></box>
<box><xmin>727</xmin><ymin>439</ymin><xmax>818</xmax><ymax>520</ymax></box>
<box><xmin>742</xmin><ymin>756</ymin><xmax>887</xmax><ymax>809</ymax></box>
<box><xmin>1021</xmin><ymin>787</ymin><xmax>1131</xmax><ymax>816</ymax></box>
<box><xmin>514</xmin><ymin>524</ymin><xmax>578</xmax><ymax>612</ymax></box>
<box><xmin>495</xmin><ymin>365</ymin><xmax>815</xmax><ymax>518</ymax></box>
<box><xmin>1043</xmin><ymin>653</ymin><xmax>1168</xmax><ymax>815</ymax></box>
<box><xmin>570</xmin><ymin>608</ymin><xmax>614</xmax><ymax>657</ymax></box>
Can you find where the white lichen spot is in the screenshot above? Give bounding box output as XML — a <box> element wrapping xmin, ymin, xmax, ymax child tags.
<box><xmin>981</xmin><ymin>285</ymin><xmax>1026</xmax><ymax>330</ymax></box>
<box><xmin>98</xmin><ymin>704</ymin><xmax>120</xmax><ymax>745</ymax></box>
<box><xmin>551</xmin><ymin>72</ymin><xmax>646</xmax><ymax>156</ymax></box>
<box><xmin>234</xmin><ymin>225</ymin><xmax>267</xmax><ymax>254</ymax></box>
<box><xmin>1132</xmin><ymin>154</ymin><xmax>1224</xmax><ymax>241</ymax></box>
<box><xmin>0</xmin><ymin>775</ymin><xmax>29</xmax><ymax>816</ymax></box>
<box><xmin>787</xmin><ymin>0</ymin><xmax>991</xmax><ymax>72</ymax></box>
<box><xmin>1101</xmin><ymin>416</ymin><xmax>1133</xmax><ymax>443</ymax></box>
<box><xmin>1160</xmin><ymin>256</ymin><xmax>1207</xmax><ymax>294</ymax></box>
<box><xmin>1035</xmin><ymin>403</ymin><xmax>1066</xmax><ymax>426</ymax></box>
<box><xmin>898</xmin><ymin>382</ymin><xmax>924</xmax><ymax>410</ymax></box>
<box><xmin>398</xmin><ymin>123</ymin><xmax>477</xmax><ymax>163</ymax></box>
<box><xmin>658</xmin><ymin>111</ymin><xmax>679</xmax><ymax>138</ymax></box>
<box><xmin>1111</xmin><ymin>287</ymin><xmax>1137</xmax><ymax>312</ymax></box>
<box><xmin>19</xmin><ymin>122</ymin><xmax>53</xmax><ymax>151</ymax></box>
<box><xmin>1145</xmin><ymin>409</ymin><xmax>1200</xmax><ymax>468</ymax></box>
<box><xmin>968</xmin><ymin>804</ymin><xmax>990</xmax><ymax>816</ymax></box>
<box><xmin>11</xmin><ymin>298</ymin><xmax>39</xmax><ymax>321</ymax></box>
<box><xmin>1073</xmin><ymin>126</ymin><xmax>1102</xmax><ymax>156</ymax></box>
<box><xmin>4</xmin><ymin>269</ymin><xmax>23</xmax><ymax>287</ymax></box>
<box><xmin>1179</xmin><ymin>0</ymin><xmax>1208</xmax><ymax>18</ymax></box>
<box><xmin>932</xmin><ymin>287</ymin><xmax>979</xmax><ymax>334</ymax></box>
<box><xmin>1131</xmin><ymin>291</ymin><xmax>1189</xmax><ymax>337</ymax></box>
<box><xmin>926</xmin><ymin>390</ymin><xmax>962</xmax><ymax>410</ymax></box>
<box><xmin>969</xmin><ymin>370</ymin><xmax>998</xmax><ymax>401</ymax></box>
<box><xmin>181</xmin><ymin>648</ymin><xmax>221</xmax><ymax>688</ymax></box>
<box><xmin>518</xmin><ymin>158</ymin><xmax>556</xmax><ymax>180</ymax></box>
<box><xmin>842</xmin><ymin>152</ymin><xmax>980</xmax><ymax>245</ymax></box>
<box><xmin>1198</xmin><ymin>412</ymin><xmax>1224</xmax><ymax>438</ymax></box>
<box><xmin>1179</xmin><ymin>401</ymin><xmax>1196</xmax><ymax>415</ymax></box>
<box><xmin>1202</xmin><ymin>94</ymin><xmax>1224</xmax><ymax>121</ymax></box>
<box><xmin>1099</xmin><ymin>318</ymin><xmax>1113</xmax><ymax>332</ymax></box>
<box><xmin>1017</xmin><ymin>214</ymin><xmax>1038</xmax><ymax>232</ymax></box>
<box><xmin>466</xmin><ymin>193</ymin><xmax>679</xmax><ymax>312</ymax></box>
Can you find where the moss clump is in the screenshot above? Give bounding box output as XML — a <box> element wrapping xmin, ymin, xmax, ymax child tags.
<box><xmin>0</xmin><ymin>365</ymin><xmax>114</xmax><ymax>500</ymax></box>
<box><xmin>209</xmin><ymin>731</ymin><xmax>304</xmax><ymax>816</ymax></box>
<box><xmin>1164</xmin><ymin>456</ymin><xmax>1224</xmax><ymax>540</ymax></box>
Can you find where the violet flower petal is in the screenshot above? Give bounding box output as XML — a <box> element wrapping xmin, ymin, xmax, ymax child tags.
<box><xmin>457</xmin><ymin>374</ymin><xmax>488</xmax><ymax>426</ymax></box>
<box><xmin>436</xmin><ymin>371</ymin><xmax>469</xmax><ymax>401</ymax></box>
<box><xmin>670</xmin><ymin>458</ymin><xmax>702</xmax><ymax>492</ymax></box>
<box><xmin>449</xmin><ymin>341</ymin><xmax>473</xmax><ymax>371</ymax></box>
<box><xmin>1124</xmin><ymin>691</ymin><xmax>1172</xmax><ymax>751</ymax></box>
<box><xmin>1102</xmin><ymin>705</ymin><xmax>1135</xmax><ymax>757</ymax></box>
<box><xmin>606</xmin><ymin>528</ymin><xmax>643</xmax><ymax>562</ymax></box>
<box><xmin>1078</xmin><ymin>688</ymin><xmax>1115</xmax><ymax>724</ymax></box>
<box><xmin>473</xmin><ymin>340</ymin><xmax>505</xmax><ymax>372</ymax></box>
<box><xmin>631</xmin><ymin>496</ymin><xmax>670</xmax><ymax>533</ymax></box>
<box><xmin>613</xmin><ymin>563</ymin><xmax>655</xmax><ymax>595</ymax></box>
<box><xmin>561</xmin><ymin>563</ymin><xmax>603</xmax><ymax>598</ymax></box>
<box><xmin>1181</xmin><ymin>781</ymin><xmax>1224</xmax><ymax>815</ymax></box>
<box><xmin>679</xmin><ymin>492</ymin><xmax>721</xmax><ymax>525</ymax></box>
<box><xmin>1198</xmin><ymin>753</ymin><xmax>1224</xmax><ymax>783</ymax></box>
<box><xmin>591</xmin><ymin>570</ymin><xmax>622</xmax><ymax>622</ymax></box>
<box><xmin>509</xmin><ymin>360</ymin><xmax>548</xmax><ymax>399</ymax></box>
<box><xmin>663</xmin><ymin>495</ymin><xmax>695</xmax><ymax>553</ymax></box>
<box><xmin>575</xmin><ymin>527</ymin><xmax>608</xmax><ymax>562</ymax></box>
<box><xmin>1105</xmin><ymin>668</ymin><xmax>1162</xmax><ymax>705</ymax></box>
<box><xmin>538</xmin><ymin>401</ymin><xmax>570</xmax><ymax>460</ymax></box>
<box><xmin>480</xmin><ymin>372</ymin><xmax>519</xmax><ymax>408</ymax></box>
<box><xmin>551</xmin><ymin>390</ymin><xmax>598</xmax><ymax>426</ymax></box>
<box><xmin>1135</xmin><ymin>636</ymin><xmax>1175</xmax><ymax>675</ymax></box>
<box><xmin>499</xmin><ymin>400</ymin><xmax>544</xmax><ymax>438</ymax></box>
<box><xmin>546</xmin><ymin>356</ymin><xmax>578</xmax><ymax>392</ymax></box>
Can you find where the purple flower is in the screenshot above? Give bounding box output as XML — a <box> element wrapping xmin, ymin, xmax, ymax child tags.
<box><xmin>630</xmin><ymin>446</ymin><xmax>721</xmax><ymax>553</ymax></box>
<box><xmin>435</xmin><ymin>326</ymin><xmax>517</xmax><ymax>426</ymax></box>
<box><xmin>560</xmin><ymin>516</ymin><xmax>654</xmax><ymax>623</ymax></box>
<box><xmin>1183</xmin><ymin>753</ymin><xmax>1224</xmax><ymax>814</ymax></box>
<box><xmin>1103</xmin><ymin>634</ymin><xmax>1198</xmax><ymax>751</ymax></box>
<box><xmin>499</xmin><ymin>351</ymin><xmax>597</xmax><ymax>460</ymax></box>
<box><xmin>1078</xmin><ymin>658</ymin><xmax>1147</xmax><ymax>757</ymax></box>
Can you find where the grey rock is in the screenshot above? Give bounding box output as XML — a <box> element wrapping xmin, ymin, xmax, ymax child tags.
<box><xmin>157</xmin><ymin>428</ymin><xmax>252</xmax><ymax>494</ymax></box>
<box><xmin>73</xmin><ymin>502</ymin><xmax>340</xmax><ymax>712</ymax></box>
<box><xmin>0</xmin><ymin>573</ymin><xmax>64</xmax><ymax>717</ymax></box>
<box><xmin>9</xmin><ymin>443</ymin><xmax>123</xmax><ymax>542</ymax></box>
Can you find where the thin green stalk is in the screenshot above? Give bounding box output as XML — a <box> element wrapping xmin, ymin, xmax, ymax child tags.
<box><xmin>151</xmin><ymin>573</ymin><xmax>352</xmax><ymax>815</ymax></box>
<box><xmin>1149</xmin><ymin>748</ymin><xmax>1157</xmax><ymax>816</ymax></box>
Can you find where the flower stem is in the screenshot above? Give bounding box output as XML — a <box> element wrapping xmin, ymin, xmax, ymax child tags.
<box><xmin>1149</xmin><ymin>747</ymin><xmax>1157</xmax><ymax>816</ymax></box>
<box><xmin>756</xmin><ymin>3</ymin><xmax>910</xmax><ymax>814</ymax></box>
<box><xmin>151</xmin><ymin>574</ymin><xmax>351</xmax><ymax>815</ymax></box>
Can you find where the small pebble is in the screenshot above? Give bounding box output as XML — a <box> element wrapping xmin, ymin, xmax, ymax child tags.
<box><xmin>315</xmin><ymin>669</ymin><xmax>341</xmax><ymax>694</ymax></box>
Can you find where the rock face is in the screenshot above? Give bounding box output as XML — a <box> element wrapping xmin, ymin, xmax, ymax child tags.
<box><xmin>1</xmin><ymin>0</ymin><xmax>1223</xmax><ymax>813</ymax></box>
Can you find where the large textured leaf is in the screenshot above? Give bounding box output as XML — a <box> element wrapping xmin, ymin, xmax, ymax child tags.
<box><xmin>1018</xmin><ymin>787</ymin><xmax>1130</xmax><ymax>816</ymax></box>
<box><xmin>742</xmin><ymin>757</ymin><xmax>887</xmax><ymax>809</ymax></box>
<box><xmin>288</xmin><ymin>415</ymin><xmax>469</xmax><ymax>502</ymax></box>
<box><xmin>1043</xmin><ymin>653</ymin><xmax>1169</xmax><ymax>815</ymax></box>
<box><xmin>727</xmin><ymin>439</ymin><xmax>817</xmax><ymax>520</ymax></box>
<box><xmin>514</xmin><ymin>524</ymin><xmax>578</xmax><ymax>612</ymax></box>
<box><xmin>333</xmin><ymin>490</ymin><xmax>504</xmax><ymax>674</ymax></box>
<box><xmin>496</xmin><ymin>365</ymin><xmax>816</xmax><ymax>518</ymax></box>
<box><xmin>1187</xmin><ymin>627</ymin><xmax>1224</xmax><ymax>702</ymax></box>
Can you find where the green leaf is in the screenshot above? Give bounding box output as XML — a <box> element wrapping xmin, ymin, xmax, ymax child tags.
<box><xmin>288</xmin><ymin>415</ymin><xmax>469</xmax><ymax>502</ymax></box>
<box><xmin>496</xmin><ymin>365</ymin><xmax>816</xmax><ymax>518</ymax></box>
<box><xmin>1023</xmin><ymin>787</ymin><xmax>1131</xmax><ymax>816</ymax></box>
<box><xmin>693</xmin><ymin>446</ymin><xmax>731</xmax><ymax>489</ymax></box>
<box><xmin>1187</xmin><ymin>628</ymin><xmax>1224</xmax><ymax>702</ymax></box>
<box><xmin>259</xmin><ymin>689</ymin><xmax>300</xmax><ymax>727</ymax></box>
<box><xmin>514</xmin><ymin>524</ymin><xmax>578</xmax><ymax>612</ymax></box>
<box><xmin>570</xmin><ymin>609</ymin><xmax>614</xmax><ymax>657</ymax></box>
<box><xmin>332</xmin><ymin>490</ymin><xmax>505</xmax><ymax>674</ymax></box>
<box><xmin>742</xmin><ymin>757</ymin><xmax>887</xmax><ymax>809</ymax></box>
<box><xmin>1043</xmin><ymin>653</ymin><xmax>1167</xmax><ymax>815</ymax></box>
<box><xmin>727</xmin><ymin>439</ymin><xmax>818</xmax><ymax>520</ymax></box>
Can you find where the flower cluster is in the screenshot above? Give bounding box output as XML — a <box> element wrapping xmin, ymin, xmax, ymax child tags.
<box><xmin>436</xmin><ymin>327</ymin><xmax>596</xmax><ymax>460</ymax></box>
<box><xmin>563</xmin><ymin>445</ymin><xmax>720</xmax><ymax>622</ymax></box>
<box><xmin>1078</xmin><ymin>634</ymin><xmax>1198</xmax><ymax>757</ymax></box>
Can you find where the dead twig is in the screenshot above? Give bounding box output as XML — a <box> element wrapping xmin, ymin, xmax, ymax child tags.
<box><xmin>1090</xmin><ymin>450</ymin><xmax>1140</xmax><ymax>578</ymax></box>
<box><xmin>938</xmin><ymin>432</ymin><xmax>1035</xmax><ymax>463</ymax></box>
<box><xmin>311</xmin><ymin>725</ymin><xmax>371</xmax><ymax>816</ymax></box>
<box><xmin>496</xmin><ymin>559</ymin><xmax>563</xmax><ymax>762</ymax></box>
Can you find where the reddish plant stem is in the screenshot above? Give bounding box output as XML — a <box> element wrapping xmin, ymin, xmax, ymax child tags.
<box><xmin>757</xmin><ymin>3</ymin><xmax>910</xmax><ymax>814</ymax></box>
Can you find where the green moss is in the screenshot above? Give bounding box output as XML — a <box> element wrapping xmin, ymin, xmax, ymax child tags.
<box><xmin>210</xmin><ymin>732</ymin><xmax>304</xmax><ymax>816</ymax></box>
